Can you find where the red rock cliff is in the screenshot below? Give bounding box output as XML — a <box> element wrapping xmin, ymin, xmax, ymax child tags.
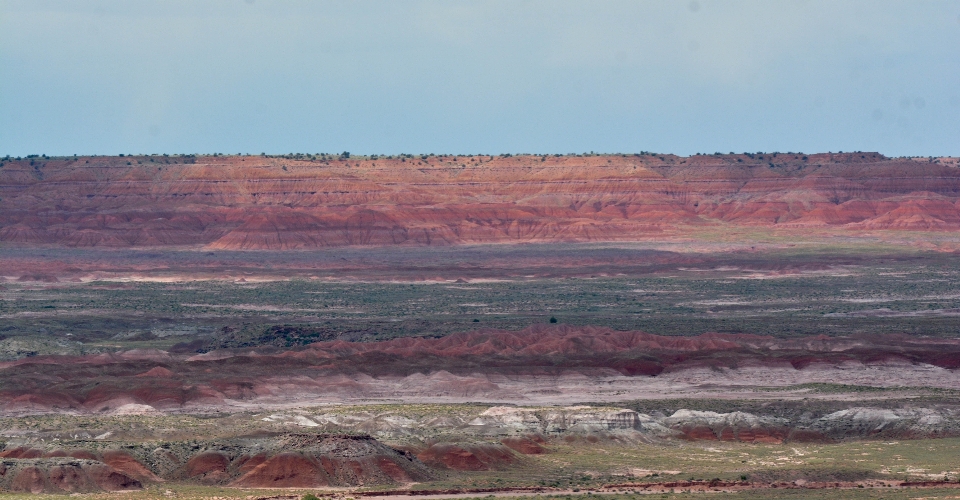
<box><xmin>1</xmin><ymin>153</ymin><xmax>957</xmax><ymax>249</ymax></box>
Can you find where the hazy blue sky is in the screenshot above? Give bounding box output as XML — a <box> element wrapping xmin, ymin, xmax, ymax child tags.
<box><xmin>1</xmin><ymin>0</ymin><xmax>958</xmax><ymax>156</ymax></box>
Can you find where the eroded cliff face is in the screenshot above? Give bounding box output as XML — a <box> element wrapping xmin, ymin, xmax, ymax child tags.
<box><xmin>1</xmin><ymin>153</ymin><xmax>958</xmax><ymax>249</ymax></box>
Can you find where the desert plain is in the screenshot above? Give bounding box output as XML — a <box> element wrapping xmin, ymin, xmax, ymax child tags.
<box><xmin>1</xmin><ymin>152</ymin><xmax>960</xmax><ymax>498</ymax></box>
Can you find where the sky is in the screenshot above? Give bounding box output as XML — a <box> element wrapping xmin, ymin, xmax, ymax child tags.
<box><xmin>1</xmin><ymin>0</ymin><xmax>958</xmax><ymax>157</ymax></box>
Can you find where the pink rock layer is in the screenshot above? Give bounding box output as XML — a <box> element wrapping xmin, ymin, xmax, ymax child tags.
<box><xmin>2</xmin><ymin>153</ymin><xmax>959</xmax><ymax>249</ymax></box>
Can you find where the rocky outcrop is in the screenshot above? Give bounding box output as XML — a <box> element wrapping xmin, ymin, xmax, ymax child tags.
<box><xmin>658</xmin><ymin>407</ymin><xmax>960</xmax><ymax>443</ymax></box>
<box><xmin>810</xmin><ymin>407</ymin><xmax>959</xmax><ymax>440</ymax></box>
<box><xmin>662</xmin><ymin>410</ymin><xmax>790</xmax><ymax>443</ymax></box>
<box><xmin>2</xmin><ymin>153</ymin><xmax>958</xmax><ymax>249</ymax></box>
<box><xmin>465</xmin><ymin>406</ymin><xmax>673</xmax><ymax>437</ymax></box>
<box><xmin>263</xmin><ymin>404</ymin><xmax>960</xmax><ymax>444</ymax></box>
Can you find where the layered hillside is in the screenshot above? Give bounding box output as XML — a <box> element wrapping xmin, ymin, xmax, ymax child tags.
<box><xmin>4</xmin><ymin>325</ymin><xmax>960</xmax><ymax>414</ymax></box>
<box><xmin>0</xmin><ymin>153</ymin><xmax>958</xmax><ymax>249</ymax></box>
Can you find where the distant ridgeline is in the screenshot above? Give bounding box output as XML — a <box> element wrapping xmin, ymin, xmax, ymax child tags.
<box><xmin>0</xmin><ymin>152</ymin><xmax>958</xmax><ymax>249</ymax></box>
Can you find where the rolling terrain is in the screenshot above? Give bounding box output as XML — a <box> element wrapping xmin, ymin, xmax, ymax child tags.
<box><xmin>1</xmin><ymin>153</ymin><xmax>960</xmax><ymax>497</ymax></box>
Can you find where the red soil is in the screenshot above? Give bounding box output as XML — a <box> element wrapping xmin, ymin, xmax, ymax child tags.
<box><xmin>676</xmin><ymin>425</ymin><xmax>787</xmax><ymax>444</ymax></box>
<box><xmin>375</xmin><ymin>456</ymin><xmax>416</xmax><ymax>482</ymax></box>
<box><xmin>230</xmin><ymin>453</ymin><xmax>327</xmax><ymax>488</ymax></box>
<box><xmin>68</xmin><ymin>450</ymin><xmax>98</xmax><ymax>460</ymax></box>
<box><xmin>734</xmin><ymin>428</ymin><xmax>787</xmax><ymax>444</ymax></box>
<box><xmin>100</xmin><ymin>450</ymin><xmax>161</xmax><ymax>482</ymax></box>
<box><xmin>84</xmin><ymin>464</ymin><xmax>142</xmax><ymax>491</ymax></box>
<box><xmin>0</xmin><ymin>460</ymin><xmax>141</xmax><ymax>493</ymax></box>
<box><xmin>1</xmin><ymin>153</ymin><xmax>958</xmax><ymax>250</ymax></box>
<box><xmin>136</xmin><ymin>367</ymin><xmax>176</xmax><ymax>378</ymax></box>
<box><xmin>228</xmin><ymin>435</ymin><xmax>432</xmax><ymax>488</ymax></box>
<box><xmin>0</xmin><ymin>435</ymin><xmax>432</xmax><ymax>491</ymax></box>
<box><xmin>184</xmin><ymin>452</ymin><xmax>231</xmax><ymax>483</ymax></box>
<box><xmin>0</xmin><ymin>434</ymin><xmax>432</xmax><ymax>492</ymax></box>
<box><xmin>416</xmin><ymin>444</ymin><xmax>516</xmax><ymax>471</ymax></box>
<box><xmin>0</xmin><ymin>448</ymin><xmax>43</xmax><ymax>459</ymax></box>
<box><xmin>10</xmin><ymin>466</ymin><xmax>46</xmax><ymax>494</ymax></box>
<box><xmin>235</xmin><ymin>453</ymin><xmax>268</xmax><ymax>475</ymax></box>
<box><xmin>501</xmin><ymin>437</ymin><xmax>546</xmax><ymax>454</ymax></box>
<box><xmin>678</xmin><ymin>426</ymin><xmax>720</xmax><ymax>441</ymax></box>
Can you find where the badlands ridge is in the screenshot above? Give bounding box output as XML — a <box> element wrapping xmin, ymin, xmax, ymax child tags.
<box><xmin>1</xmin><ymin>152</ymin><xmax>959</xmax><ymax>249</ymax></box>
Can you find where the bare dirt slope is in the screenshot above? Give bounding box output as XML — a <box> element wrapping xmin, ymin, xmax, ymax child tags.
<box><xmin>0</xmin><ymin>434</ymin><xmax>432</xmax><ymax>492</ymax></box>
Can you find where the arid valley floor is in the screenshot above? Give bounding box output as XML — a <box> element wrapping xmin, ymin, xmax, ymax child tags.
<box><xmin>1</xmin><ymin>153</ymin><xmax>960</xmax><ymax>498</ymax></box>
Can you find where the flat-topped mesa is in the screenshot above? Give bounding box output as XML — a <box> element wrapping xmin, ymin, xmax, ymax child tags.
<box><xmin>1</xmin><ymin>153</ymin><xmax>959</xmax><ymax>249</ymax></box>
